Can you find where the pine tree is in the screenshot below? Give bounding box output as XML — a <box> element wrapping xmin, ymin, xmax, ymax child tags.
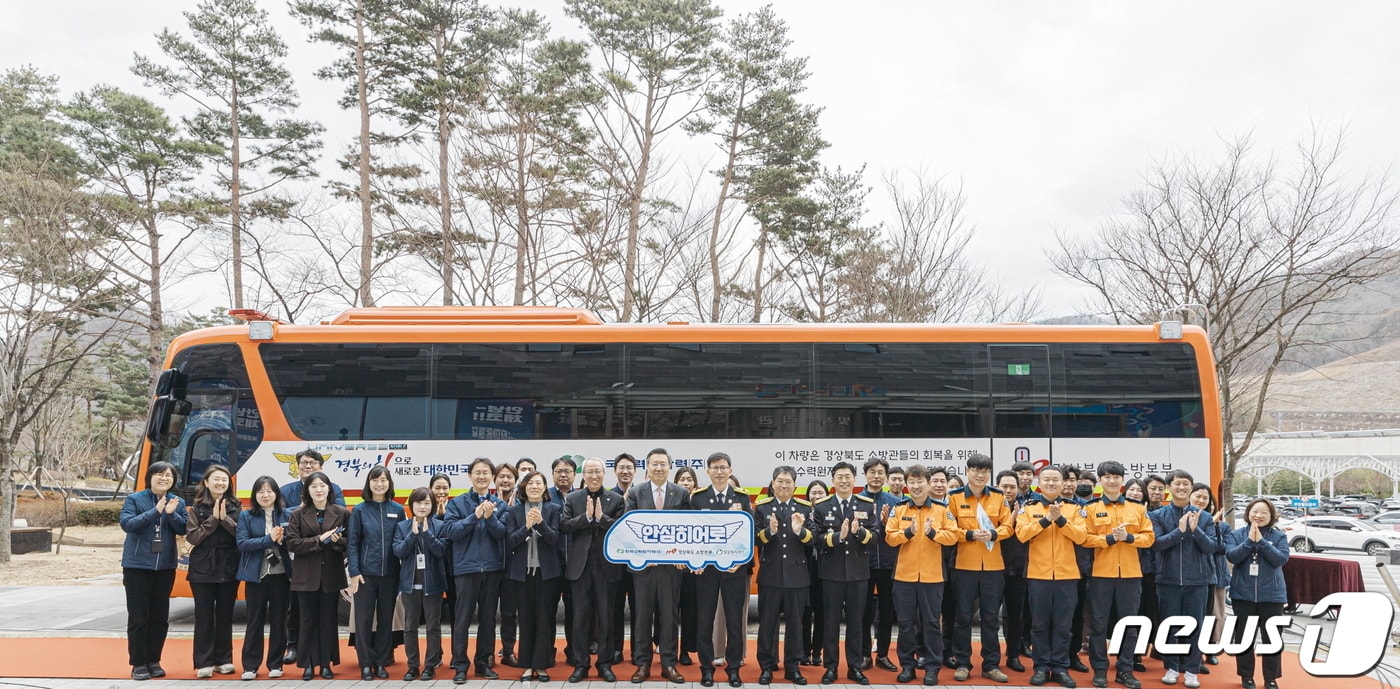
<box><xmin>686</xmin><ymin>5</ymin><xmax>825</xmax><ymax>321</ymax></box>
<box><xmin>565</xmin><ymin>0</ymin><xmax>722</xmax><ymax>321</ymax></box>
<box><xmin>458</xmin><ymin>9</ymin><xmax>600</xmax><ymax>306</ymax></box>
<box><xmin>64</xmin><ymin>86</ymin><xmax>219</xmax><ymax>390</ymax></box>
<box><xmin>133</xmin><ymin>0</ymin><xmax>323</xmax><ymax>310</ymax></box>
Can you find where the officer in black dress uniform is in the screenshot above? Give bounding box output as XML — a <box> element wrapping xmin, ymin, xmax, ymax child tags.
<box><xmin>754</xmin><ymin>466</ymin><xmax>815</xmax><ymax>686</ymax></box>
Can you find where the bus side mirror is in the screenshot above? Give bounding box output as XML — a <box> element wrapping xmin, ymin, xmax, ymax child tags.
<box><xmin>154</xmin><ymin>368</ymin><xmax>187</xmax><ymax>397</ymax></box>
<box><xmin>145</xmin><ymin>396</ymin><xmax>193</xmax><ymax>448</ymax></box>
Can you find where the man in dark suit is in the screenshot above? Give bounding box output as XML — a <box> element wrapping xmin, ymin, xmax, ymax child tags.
<box><xmin>624</xmin><ymin>448</ymin><xmax>690</xmax><ymax>684</ymax></box>
<box><xmin>550</xmin><ymin>455</ymin><xmax>579</xmax><ymax>668</ymax></box>
<box><xmin>690</xmin><ymin>452</ymin><xmax>752</xmax><ymax>688</ymax></box>
<box><xmin>561</xmin><ymin>457</ymin><xmax>626</xmax><ymax>683</ymax></box>
<box><xmin>812</xmin><ymin>461</ymin><xmax>879</xmax><ymax>686</ymax></box>
<box><xmin>609</xmin><ymin>453</ymin><xmax>639</xmax><ymax>666</ymax></box>
<box><xmin>754</xmin><ymin>465</ymin><xmax>815</xmax><ymax>686</ymax></box>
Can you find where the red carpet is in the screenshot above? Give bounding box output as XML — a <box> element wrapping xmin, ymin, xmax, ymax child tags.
<box><xmin>0</xmin><ymin>638</ymin><xmax>1379</xmax><ymax>686</ymax></box>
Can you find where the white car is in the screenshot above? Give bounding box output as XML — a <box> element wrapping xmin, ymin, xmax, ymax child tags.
<box><xmin>1284</xmin><ymin>516</ymin><xmax>1400</xmax><ymax>555</ymax></box>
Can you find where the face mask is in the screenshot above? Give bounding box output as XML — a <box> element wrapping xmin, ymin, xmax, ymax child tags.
<box><xmin>1075</xmin><ymin>485</ymin><xmax>1094</xmax><ymax>498</ymax></box>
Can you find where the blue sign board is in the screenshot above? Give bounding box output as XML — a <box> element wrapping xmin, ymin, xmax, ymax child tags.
<box><xmin>1290</xmin><ymin>498</ymin><xmax>1321</xmax><ymax>508</ymax></box>
<box><xmin>605</xmin><ymin>510</ymin><xmax>754</xmax><ymax>571</ymax></box>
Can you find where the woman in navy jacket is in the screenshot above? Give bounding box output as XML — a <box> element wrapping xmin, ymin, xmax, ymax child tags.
<box><xmin>237</xmin><ymin>475</ymin><xmax>293</xmax><ymax>680</ymax></box>
<box><xmin>503</xmin><ymin>470</ymin><xmax>563</xmax><ymax>681</ymax></box>
<box><xmin>394</xmin><ymin>487</ymin><xmax>449</xmax><ymax>681</ymax></box>
<box><xmin>185</xmin><ymin>464</ymin><xmax>242</xmax><ymax>678</ymax></box>
<box><xmin>120</xmin><ymin>461</ymin><xmax>188</xmax><ymax>681</ymax></box>
<box><xmin>1225</xmin><ymin>499</ymin><xmax>1290</xmax><ymax>689</ymax></box>
<box><xmin>348</xmin><ymin>466</ymin><xmax>405</xmax><ymax>681</ymax></box>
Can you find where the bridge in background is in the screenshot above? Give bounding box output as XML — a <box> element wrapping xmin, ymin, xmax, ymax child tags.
<box><xmin>1238</xmin><ymin>428</ymin><xmax>1400</xmax><ymax>496</ymax></box>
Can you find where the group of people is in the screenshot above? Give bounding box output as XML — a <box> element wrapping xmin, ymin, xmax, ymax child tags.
<box><xmin>118</xmin><ymin>449</ymin><xmax>1289</xmax><ymax>689</ymax></box>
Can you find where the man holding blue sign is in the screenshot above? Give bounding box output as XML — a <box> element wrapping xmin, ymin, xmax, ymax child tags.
<box><xmin>624</xmin><ymin>449</ymin><xmax>691</xmax><ymax>684</ymax></box>
<box><xmin>690</xmin><ymin>452</ymin><xmax>753</xmax><ymax>688</ymax></box>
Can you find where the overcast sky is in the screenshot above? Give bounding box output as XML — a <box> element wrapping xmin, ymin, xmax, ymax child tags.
<box><xmin>5</xmin><ymin>1</ymin><xmax>1399</xmax><ymax>319</ymax></box>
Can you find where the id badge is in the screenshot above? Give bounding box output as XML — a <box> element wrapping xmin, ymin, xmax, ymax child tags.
<box><xmin>1248</xmin><ymin>562</ymin><xmax>1259</xmax><ymax>577</ymax></box>
<box><xmin>417</xmin><ymin>553</ymin><xmax>426</xmax><ymax>570</ymax></box>
<box><xmin>151</xmin><ymin>539</ymin><xmax>163</xmax><ymax>554</ymax></box>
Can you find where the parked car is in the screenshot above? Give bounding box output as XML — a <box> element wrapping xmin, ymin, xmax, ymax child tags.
<box><xmin>1337</xmin><ymin>501</ymin><xmax>1380</xmax><ymax>518</ymax></box>
<box><xmin>1284</xmin><ymin>516</ymin><xmax>1400</xmax><ymax>555</ymax></box>
<box><xmin>1369</xmin><ymin>511</ymin><xmax>1400</xmax><ymax>527</ymax></box>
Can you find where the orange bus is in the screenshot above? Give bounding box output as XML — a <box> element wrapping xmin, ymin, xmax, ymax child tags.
<box><xmin>138</xmin><ymin>306</ymin><xmax>1221</xmax><ymax>594</ymax></box>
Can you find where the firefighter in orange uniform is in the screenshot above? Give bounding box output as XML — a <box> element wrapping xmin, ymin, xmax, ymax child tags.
<box><xmin>1016</xmin><ymin>465</ymin><xmax>1088</xmax><ymax>689</ymax></box>
<box><xmin>884</xmin><ymin>464</ymin><xmax>962</xmax><ymax>686</ymax></box>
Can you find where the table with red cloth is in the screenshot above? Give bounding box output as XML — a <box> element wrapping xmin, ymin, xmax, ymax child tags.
<box><xmin>1283</xmin><ymin>554</ymin><xmax>1365</xmax><ymax>611</ymax></box>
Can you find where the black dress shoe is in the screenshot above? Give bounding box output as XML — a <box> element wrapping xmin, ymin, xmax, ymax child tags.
<box><xmin>284</xmin><ymin>648</ymin><xmax>298</xmax><ymax>665</ymax></box>
<box><xmin>540</xmin><ymin>671</ymin><xmax>552</xmax><ymax>682</ymax></box>
<box><xmin>147</xmin><ymin>663</ymin><xmax>166</xmax><ymax>678</ymax></box>
<box><xmin>362</xmin><ymin>666</ymin><xmax>374</xmax><ymax>681</ymax></box>
<box><xmin>1240</xmin><ymin>680</ymin><xmax>1256</xmax><ymax>689</ymax></box>
<box><xmin>759</xmin><ymin>669</ymin><xmax>774</xmax><ymax>685</ymax></box>
<box><xmin>1092</xmin><ymin>670</ymin><xmax>1107</xmax><ymax>688</ymax></box>
<box><xmin>478</xmin><ymin>666</ymin><xmax>500</xmax><ymax>680</ymax></box>
<box><xmin>1133</xmin><ymin>661</ymin><xmax>1146</xmax><ymax>673</ymax></box>
<box><xmin>131</xmin><ymin>666</ymin><xmax>151</xmax><ymax>681</ymax></box>
<box><xmin>1114</xmin><ymin>671</ymin><xmax>1142</xmax><ymax>689</ymax></box>
<box><xmin>421</xmin><ymin>666</ymin><xmax>436</xmax><ymax>681</ymax></box>
<box><xmin>570</xmin><ymin>667</ymin><xmax>589</xmax><ymax>683</ymax></box>
<box><xmin>599</xmin><ymin>666</ymin><xmax>617</xmax><ymax>682</ymax></box>
<box><xmin>1199</xmin><ymin>665</ymin><xmax>1211</xmax><ymax>675</ymax></box>
<box><xmin>729</xmin><ymin>671</ymin><xmax>744</xmax><ymax>687</ymax></box>
<box><xmin>679</xmin><ymin>653</ymin><xmax>695</xmax><ymax>666</ymax></box>
<box><xmin>944</xmin><ymin>657</ymin><xmax>958</xmax><ymax>670</ymax></box>
<box><xmin>405</xmin><ymin>668</ymin><xmax>420</xmax><ymax>681</ymax></box>
<box><xmin>1007</xmin><ymin>657</ymin><xmax>1026</xmax><ymax>673</ymax></box>
<box><xmin>1264</xmin><ymin>680</ymin><xmax>1279</xmax><ymax>689</ymax></box>
<box><xmin>1205</xmin><ymin>655</ymin><xmax>1219</xmax><ymax>666</ymax></box>
<box><xmin>303</xmin><ymin>667</ymin><xmax>314</xmax><ymax>681</ymax></box>
<box><xmin>897</xmin><ymin>668</ymin><xmax>916</xmax><ymax>683</ymax></box>
<box><xmin>375</xmin><ymin>665</ymin><xmax>390</xmax><ymax>679</ymax></box>
<box><xmin>821</xmin><ymin>668</ymin><xmax>836</xmax><ymax>685</ymax></box>
<box><xmin>502</xmin><ymin>653</ymin><xmax>520</xmax><ymax>668</ymax></box>
<box><xmin>612</xmin><ymin>652</ymin><xmax>623</xmax><ymax>665</ymax></box>
<box><xmin>702</xmin><ymin>669</ymin><xmax>716</xmax><ymax>687</ymax></box>
<box><xmin>924</xmin><ymin>670</ymin><xmax>939</xmax><ymax>686</ymax></box>
<box><xmin>876</xmin><ymin>657</ymin><xmax>898</xmax><ymax>672</ymax></box>
<box><xmin>454</xmin><ymin>669</ymin><xmax>469</xmax><ymax>684</ymax></box>
<box><xmin>660</xmin><ymin>666</ymin><xmax>685</xmax><ymax>684</ymax></box>
<box><xmin>859</xmin><ymin>657</ymin><xmax>872</xmax><ymax>671</ymax></box>
<box><xmin>1070</xmin><ymin>656</ymin><xmax>1089</xmax><ymax>673</ymax></box>
<box><xmin>786</xmin><ymin>670</ymin><xmax>808</xmax><ymax>686</ymax></box>
<box><xmin>320</xmin><ymin>666</ymin><xmax>334</xmax><ymax>679</ymax></box>
<box><xmin>847</xmin><ymin>669</ymin><xmax>871</xmax><ymax>686</ymax></box>
<box><xmin>1051</xmin><ymin>670</ymin><xmax>1077</xmax><ymax>688</ymax></box>
<box><xmin>1030</xmin><ymin>670</ymin><xmax>1049</xmax><ymax>686</ymax></box>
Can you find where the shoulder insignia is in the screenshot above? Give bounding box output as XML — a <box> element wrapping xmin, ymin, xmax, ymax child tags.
<box><xmin>793</xmin><ymin>497</ymin><xmax>812</xmax><ymax>506</ymax></box>
<box><xmin>691</xmin><ymin>487</ymin><xmax>707</xmax><ymax>495</ymax></box>
<box><xmin>756</xmin><ymin>496</ymin><xmax>774</xmax><ymax>505</ymax></box>
<box><xmin>813</xmin><ymin>494</ymin><xmax>834</xmax><ymax>504</ymax></box>
<box><xmin>855</xmin><ymin>494</ymin><xmax>875</xmax><ymax>503</ymax></box>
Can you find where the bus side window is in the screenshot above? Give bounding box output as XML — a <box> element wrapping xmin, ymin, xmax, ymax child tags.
<box><xmin>185</xmin><ymin>430</ymin><xmax>232</xmax><ymax>492</ymax></box>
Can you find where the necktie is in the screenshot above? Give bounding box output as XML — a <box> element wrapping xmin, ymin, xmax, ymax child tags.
<box><xmin>655</xmin><ymin>485</ymin><xmax>664</xmax><ymax>510</ymax></box>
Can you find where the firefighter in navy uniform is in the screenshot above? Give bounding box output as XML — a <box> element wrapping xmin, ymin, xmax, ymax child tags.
<box><xmin>754</xmin><ymin>466</ymin><xmax>816</xmax><ymax>686</ymax></box>
<box><xmin>690</xmin><ymin>452</ymin><xmax>753</xmax><ymax>689</ymax></box>
<box><xmin>811</xmin><ymin>461</ymin><xmax>879</xmax><ymax>686</ymax></box>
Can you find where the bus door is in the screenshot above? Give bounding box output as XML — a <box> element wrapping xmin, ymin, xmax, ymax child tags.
<box><xmin>987</xmin><ymin>345</ymin><xmax>1053</xmax><ymax>470</ymax></box>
